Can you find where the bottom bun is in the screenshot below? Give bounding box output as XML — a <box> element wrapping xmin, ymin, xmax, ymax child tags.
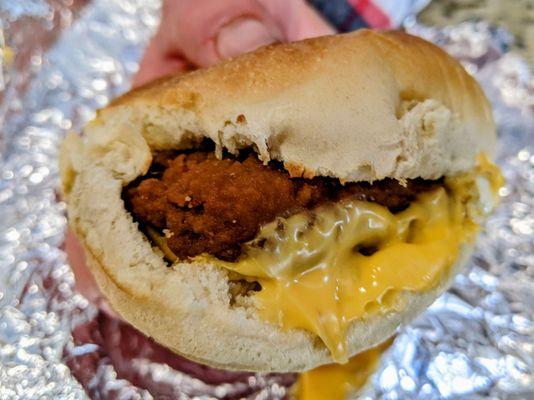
<box><xmin>83</xmin><ymin>239</ymin><xmax>471</xmax><ymax>372</ymax></box>
<box><xmin>72</xmin><ymin>164</ymin><xmax>472</xmax><ymax>373</ymax></box>
<box><xmin>68</xmin><ymin>163</ymin><xmax>475</xmax><ymax>372</ymax></box>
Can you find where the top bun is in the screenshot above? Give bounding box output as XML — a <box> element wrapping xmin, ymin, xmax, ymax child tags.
<box><xmin>61</xmin><ymin>30</ymin><xmax>496</xmax><ymax>373</ymax></box>
<box><xmin>73</xmin><ymin>29</ymin><xmax>494</xmax><ymax>188</ymax></box>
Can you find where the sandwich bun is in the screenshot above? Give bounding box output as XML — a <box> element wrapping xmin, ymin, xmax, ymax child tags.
<box><xmin>60</xmin><ymin>29</ymin><xmax>496</xmax><ymax>372</ymax></box>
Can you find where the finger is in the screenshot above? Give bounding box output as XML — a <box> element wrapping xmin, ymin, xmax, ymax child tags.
<box><xmin>66</xmin><ymin>230</ymin><xmax>100</xmax><ymax>302</ymax></box>
<box><xmin>65</xmin><ymin>230</ymin><xmax>117</xmax><ymax>316</ymax></box>
<box><xmin>257</xmin><ymin>0</ymin><xmax>336</xmax><ymax>41</ymax></box>
<box><xmin>216</xmin><ymin>16</ymin><xmax>281</xmax><ymax>60</ymax></box>
<box><xmin>158</xmin><ymin>0</ymin><xmax>282</xmax><ymax>67</ymax></box>
<box><xmin>133</xmin><ymin>37</ymin><xmax>191</xmax><ymax>88</ymax></box>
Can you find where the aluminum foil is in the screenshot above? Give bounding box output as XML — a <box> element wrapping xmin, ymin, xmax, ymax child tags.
<box><xmin>0</xmin><ymin>1</ymin><xmax>532</xmax><ymax>399</ymax></box>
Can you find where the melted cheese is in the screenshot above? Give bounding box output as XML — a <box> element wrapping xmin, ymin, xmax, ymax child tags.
<box><xmin>197</xmin><ymin>155</ymin><xmax>502</xmax><ymax>362</ymax></box>
<box><xmin>296</xmin><ymin>338</ymin><xmax>394</xmax><ymax>400</ymax></box>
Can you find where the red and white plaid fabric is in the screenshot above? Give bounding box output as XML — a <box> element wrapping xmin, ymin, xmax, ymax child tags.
<box><xmin>349</xmin><ymin>0</ymin><xmax>431</xmax><ymax>28</ymax></box>
<box><xmin>309</xmin><ymin>0</ymin><xmax>431</xmax><ymax>31</ymax></box>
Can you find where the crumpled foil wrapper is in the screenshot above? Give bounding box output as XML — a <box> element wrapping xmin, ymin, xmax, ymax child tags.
<box><xmin>0</xmin><ymin>1</ymin><xmax>532</xmax><ymax>399</ymax></box>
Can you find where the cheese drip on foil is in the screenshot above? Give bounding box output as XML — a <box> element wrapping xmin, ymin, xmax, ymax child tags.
<box><xmin>295</xmin><ymin>338</ymin><xmax>394</xmax><ymax>400</ymax></box>
<box><xmin>198</xmin><ymin>156</ymin><xmax>502</xmax><ymax>362</ymax></box>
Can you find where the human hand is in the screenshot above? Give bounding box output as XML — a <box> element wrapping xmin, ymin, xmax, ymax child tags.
<box><xmin>133</xmin><ymin>0</ymin><xmax>335</xmax><ymax>87</ymax></box>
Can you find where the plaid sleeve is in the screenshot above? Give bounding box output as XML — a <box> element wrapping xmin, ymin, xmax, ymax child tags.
<box><xmin>308</xmin><ymin>0</ymin><xmax>431</xmax><ymax>31</ymax></box>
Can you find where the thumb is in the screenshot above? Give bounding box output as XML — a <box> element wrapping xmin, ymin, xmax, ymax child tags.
<box><xmin>158</xmin><ymin>0</ymin><xmax>283</xmax><ymax>67</ymax></box>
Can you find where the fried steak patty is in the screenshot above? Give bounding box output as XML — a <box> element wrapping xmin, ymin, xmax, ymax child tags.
<box><xmin>124</xmin><ymin>151</ymin><xmax>442</xmax><ymax>261</ymax></box>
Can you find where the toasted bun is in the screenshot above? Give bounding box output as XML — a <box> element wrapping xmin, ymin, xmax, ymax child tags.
<box><xmin>61</xmin><ymin>30</ymin><xmax>494</xmax><ymax>372</ymax></box>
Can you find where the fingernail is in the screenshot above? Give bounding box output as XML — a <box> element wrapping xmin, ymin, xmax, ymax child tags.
<box><xmin>216</xmin><ymin>18</ymin><xmax>277</xmax><ymax>59</ymax></box>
